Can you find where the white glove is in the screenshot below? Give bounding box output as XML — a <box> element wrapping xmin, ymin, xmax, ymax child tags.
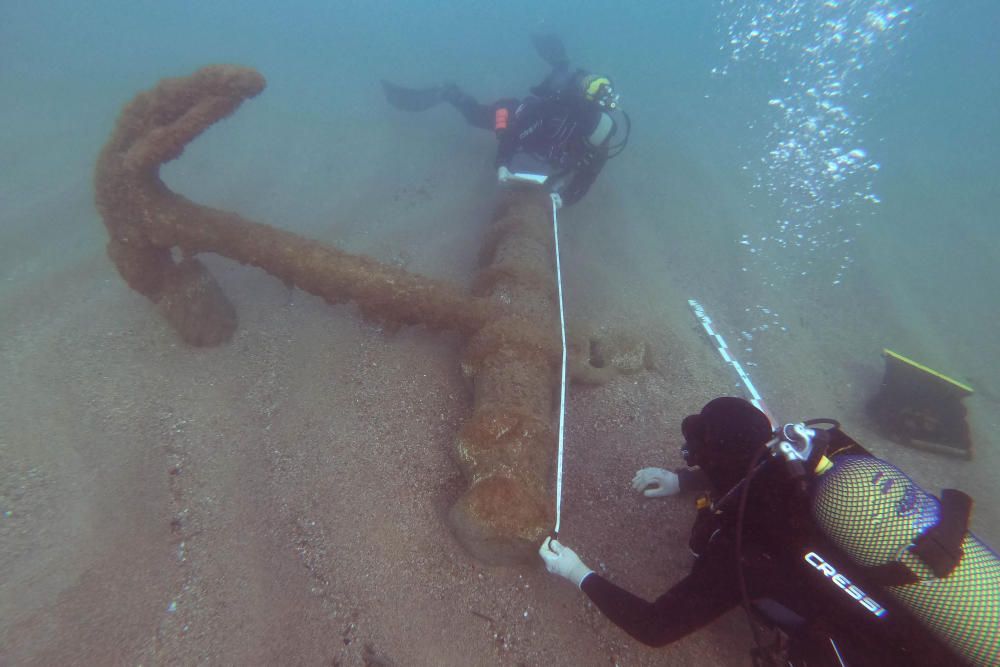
<box><xmin>497</xmin><ymin>166</ymin><xmax>512</xmax><ymax>183</ymax></box>
<box><xmin>538</xmin><ymin>537</ymin><xmax>593</xmax><ymax>588</ymax></box>
<box><xmin>632</xmin><ymin>467</ymin><xmax>680</xmax><ymax>497</ymax></box>
<box><xmin>550</xmin><ymin>192</ymin><xmax>563</xmax><ymax>209</ymax></box>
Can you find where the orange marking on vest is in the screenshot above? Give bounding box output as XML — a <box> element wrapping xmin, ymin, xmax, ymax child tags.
<box><xmin>495</xmin><ymin>108</ymin><xmax>509</xmax><ymax>130</ymax></box>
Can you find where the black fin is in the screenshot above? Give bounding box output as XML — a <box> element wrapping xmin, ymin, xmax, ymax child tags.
<box><xmin>380</xmin><ymin>80</ymin><xmax>446</xmax><ymax>112</ymax></box>
<box><xmin>531</xmin><ymin>33</ymin><xmax>569</xmax><ymax>68</ymax></box>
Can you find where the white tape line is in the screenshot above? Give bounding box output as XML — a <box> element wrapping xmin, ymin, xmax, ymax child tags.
<box><xmin>688</xmin><ymin>299</ymin><xmax>771</xmax><ymax>421</ymax></box>
<box><xmin>552</xmin><ymin>195</ymin><xmax>568</xmax><ymax>536</ymax></box>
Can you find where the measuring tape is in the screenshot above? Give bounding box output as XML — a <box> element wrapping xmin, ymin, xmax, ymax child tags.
<box><xmin>551</xmin><ymin>194</ymin><xmax>568</xmax><ymax>537</ymax></box>
<box><xmin>688</xmin><ymin>299</ymin><xmax>772</xmax><ymax>424</ymax></box>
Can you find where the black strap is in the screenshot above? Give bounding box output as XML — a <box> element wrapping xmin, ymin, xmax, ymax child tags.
<box><xmin>860</xmin><ymin>560</ymin><xmax>919</xmax><ymax>587</ymax></box>
<box><xmin>858</xmin><ymin>489</ymin><xmax>971</xmax><ymax>586</ymax></box>
<box><xmin>911</xmin><ymin>488</ymin><xmax>972</xmax><ymax>578</ymax></box>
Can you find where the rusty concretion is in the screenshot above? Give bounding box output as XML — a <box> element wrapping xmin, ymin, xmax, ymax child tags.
<box><xmin>93</xmin><ymin>65</ymin><xmax>637</xmax><ymax>564</ymax></box>
<box><xmin>94</xmin><ymin>65</ymin><xmax>497</xmax><ymax>343</ymax></box>
<box><xmin>450</xmin><ymin>190</ymin><xmax>562</xmax><ymax>562</ymax></box>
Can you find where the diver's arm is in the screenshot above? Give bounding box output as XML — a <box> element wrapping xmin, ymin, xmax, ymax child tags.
<box><xmin>580</xmin><ymin>547</ymin><xmax>740</xmax><ymax>647</ymax></box>
<box><xmin>558</xmin><ymin>107</ymin><xmax>619</xmax><ymax>205</ymax></box>
<box><xmin>495</xmin><ymin>127</ymin><xmax>518</xmax><ymax>169</ymax></box>
<box><xmin>676</xmin><ymin>467</ymin><xmax>709</xmax><ymax>494</ymax></box>
<box><xmin>557</xmin><ymin>150</ymin><xmax>606</xmax><ymax>206</ymax></box>
<box><xmin>494</xmin><ymin>100</ymin><xmax>535</xmax><ymax>168</ymax></box>
<box><xmin>495</xmin><ymin>98</ymin><xmax>553</xmax><ymax>168</ymax></box>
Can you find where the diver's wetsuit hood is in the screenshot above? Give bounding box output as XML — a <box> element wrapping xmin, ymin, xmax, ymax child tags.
<box><xmin>682</xmin><ymin>397</ymin><xmax>774</xmax><ymax>495</ymax></box>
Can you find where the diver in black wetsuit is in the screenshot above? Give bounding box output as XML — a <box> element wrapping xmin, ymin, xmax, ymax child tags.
<box><xmin>539</xmin><ymin>397</ymin><xmax>967</xmax><ymax>666</ymax></box>
<box><xmin>380</xmin><ymin>34</ymin><xmax>627</xmax><ymax>207</ymax></box>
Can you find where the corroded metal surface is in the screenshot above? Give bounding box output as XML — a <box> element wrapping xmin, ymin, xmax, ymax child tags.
<box><xmin>94</xmin><ymin>65</ymin><xmax>497</xmax><ymax>344</ymax></box>
<box><xmin>451</xmin><ymin>192</ymin><xmax>561</xmax><ymax>562</ymax></box>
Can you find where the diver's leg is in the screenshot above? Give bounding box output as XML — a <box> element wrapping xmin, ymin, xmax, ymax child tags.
<box><xmin>382</xmin><ymin>80</ymin><xmax>450</xmax><ymax>112</ymax></box>
<box><xmin>381</xmin><ymin>79</ymin><xmax>510</xmax><ymax>132</ymax></box>
<box><xmin>442</xmin><ymin>85</ymin><xmax>497</xmax><ymax>130</ymax></box>
<box><xmin>531</xmin><ymin>33</ymin><xmax>569</xmax><ymax>68</ymax></box>
<box><xmin>381</xmin><ymin>81</ymin><xmax>496</xmax><ymax>130</ymax></box>
<box><xmin>528</xmin><ymin>33</ymin><xmax>573</xmax><ymax>97</ymax></box>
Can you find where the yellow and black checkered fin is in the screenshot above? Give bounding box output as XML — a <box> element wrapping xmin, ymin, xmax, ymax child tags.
<box><xmin>811</xmin><ymin>455</ymin><xmax>1000</xmax><ymax>666</ymax></box>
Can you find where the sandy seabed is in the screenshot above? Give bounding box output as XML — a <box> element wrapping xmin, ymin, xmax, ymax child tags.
<box><xmin>2</xmin><ymin>99</ymin><xmax>996</xmax><ymax>666</ymax></box>
<box><xmin>0</xmin><ymin>171</ymin><xmax>751</xmax><ymax>666</ymax></box>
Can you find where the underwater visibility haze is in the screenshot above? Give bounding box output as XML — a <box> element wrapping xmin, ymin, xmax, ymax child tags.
<box><xmin>1</xmin><ymin>0</ymin><xmax>997</xmax><ymax>664</ymax></box>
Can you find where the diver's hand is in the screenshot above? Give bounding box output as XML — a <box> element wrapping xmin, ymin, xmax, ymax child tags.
<box><xmin>550</xmin><ymin>192</ymin><xmax>563</xmax><ymax>209</ymax></box>
<box><xmin>539</xmin><ymin>537</ymin><xmax>593</xmax><ymax>588</ymax></box>
<box><xmin>497</xmin><ymin>166</ymin><xmax>512</xmax><ymax>183</ymax></box>
<box><xmin>632</xmin><ymin>467</ymin><xmax>680</xmax><ymax>497</ymax></box>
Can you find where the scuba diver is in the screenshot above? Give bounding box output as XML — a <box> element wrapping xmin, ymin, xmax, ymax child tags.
<box><xmin>539</xmin><ymin>397</ymin><xmax>998</xmax><ymax>666</ymax></box>
<box><xmin>381</xmin><ymin>34</ymin><xmax>629</xmax><ymax>207</ymax></box>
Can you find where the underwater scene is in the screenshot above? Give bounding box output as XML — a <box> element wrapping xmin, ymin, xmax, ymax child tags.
<box><xmin>1</xmin><ymin>0</ymin><xmax>997</xmax><ymax>664</ymax></box>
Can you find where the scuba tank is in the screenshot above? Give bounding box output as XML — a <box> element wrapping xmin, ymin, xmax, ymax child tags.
<box><xmin>751</xmin><ymin>420</ymin><xmax>999</xmax><ymax>665</ymax></box>
<box><xmin>811</xmin><ymin>453</ymin><xmax>1000</xmax><ymax>666</ymax></box>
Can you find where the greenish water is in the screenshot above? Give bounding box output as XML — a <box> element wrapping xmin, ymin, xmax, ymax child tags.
<box><xmin>2</xmin><ymin>1</ymin><xmax>996</xmax><ymax>663</ymax></box>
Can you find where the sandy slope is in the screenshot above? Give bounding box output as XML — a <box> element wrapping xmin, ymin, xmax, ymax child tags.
<box><xmin>0</xmin><ymin>159</ymin><xmax>753</xmax><ymax>665</ymax></box>
<box><xmin>2</xmin><ymin>92</ymin><xmax>995</xmax><ymax>666</ymax></box>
